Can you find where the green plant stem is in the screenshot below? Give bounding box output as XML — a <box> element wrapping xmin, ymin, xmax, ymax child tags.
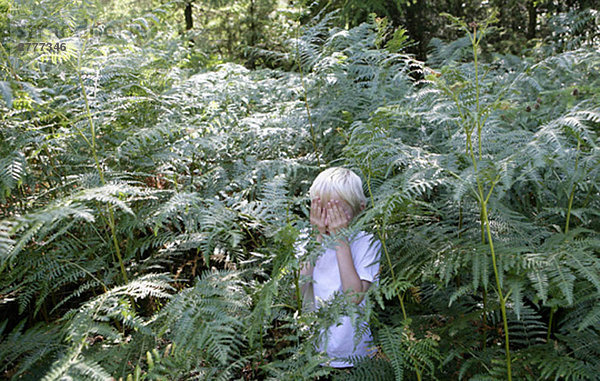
<box><xmin>364</xmin><ymin>164</ymin><xmax>422</xmax><ymax>381</ymax></box>
<box><xmin>480</xmin><ymin>204</ymin><xmax>485</xmax><ymax>243</ymax></box>
<box><xmin>295</xmin><ymin>26</ymin><xmax>320</xmax><ymax>167</ymax></box>
<box><xmin>481</xmin><ymin>200</ymin><xmax>512</xmax><ymax>380</ymax></box>
<box><xmin>273</xmin><ymin>303</ymin><xmax>297</xmax><ymax>311</ymax></box>
<box><xmin>471</xmin><ymin>27</ymin><xmax>483</xmax><ymax>160</ymax></box>
<box><xmin>482</xmin><ymin>289</ymin><xmax>488</xmax><ymax>349</ymax></box>
<box><xmin>294</xmin><ymin>268</ymin><xmax>302</xmax><ymax>313</ymax></box>
<box><xmin>76</xmin><ymin>37</ymin><xmax>128</xmax><ymax>284</ymax></box>
<box><xmin>469</xmin><ymin>116</ymin><xmax>512</xmax><ymax>381</ymax></box>
<box><xmin>365</xmin><ymin>169</ymin><xmax>407</xmax><ymax>320</ymax></box>
<box><xmin>458</xmin><ymin>202</ymin><xmax>463</xmax><ymax>238</ymax></box>
<box><xmin>564</xmin><ymin>137</ymin><xmax>581</xmax><ymax>234</ymax></box>
<box><xmin>547</xmin><ymin>307</ymin><xmax>555</xmax><ymax>341</ymax></box>
<box><xmin>58</xmin><ymin>258</ymin><xmax>108</xmax><ymax>292</ymax></box>
<box><xmin>461</xmin><ymin>24</ymin><xmax>512</xmax><ymax>381</ymax></box>
<box><xmin>415</xmin><ymin>365</ymin><xmax>422</xmax><ymax>381</ymax></box>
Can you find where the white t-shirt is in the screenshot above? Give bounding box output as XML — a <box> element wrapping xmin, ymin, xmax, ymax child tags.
<box><xmin>310</xmin><ymin>231</ymin><xmax>382</xmax><ymax>367</ymax></box>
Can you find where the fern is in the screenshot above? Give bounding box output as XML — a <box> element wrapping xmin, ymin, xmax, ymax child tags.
<box><xmin>1</xmin><ymin>3</ymin><xmax>600</xmax><ymax>380</ymax></box>
<box><xmin>39</xmin><ymin>273</ymin><xmax>173</xmax><ymax>380</ymax></box>
<box><xmin>0</xmin><ymin>320</ymin><xmax>64</xmax><ymax>379</ymax></box>
<box><xmin>154</xmin><ymin>269</ymin><xmax>250</xmax><ymax>378</ymax></box>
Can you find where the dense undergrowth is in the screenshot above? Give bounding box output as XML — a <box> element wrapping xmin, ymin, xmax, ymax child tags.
<box><xmin>1</xmin><ymin>1</ymin><xmax>599</xmax><ymax>380</ymax></box>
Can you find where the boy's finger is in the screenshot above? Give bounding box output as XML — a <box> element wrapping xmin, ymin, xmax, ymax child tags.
<box><xmin>313</xmin><ymin>198</ymin><xmax>319</xmax><ymax>209</ymax></box>
<box><xmin>330</xmin><ymin>201</ymin><xmax>338</xmax><ymax>215</ymax></box>
<box><xmin>334</xmin><ymin>201</ymin><xmax>346</xmax><ymax>224</ymax></box>
<box><xmin>316</xmin><ymin>198</ymin><xmax>323</xmax><ymax>218</ymax></box>
<box><xmin>312</xmin><ymin>198</ymin><xmax>322</xmax><ymax>219</ymax></box>
<box><xmin>335</xmin><ymin>201</ymin><xmax>346</xmax><ymax>222</ymax></box>
<box><xmin>327</xmin><ymin>203</ymin><xmax>338</xmax><ymax>224</ymax></box>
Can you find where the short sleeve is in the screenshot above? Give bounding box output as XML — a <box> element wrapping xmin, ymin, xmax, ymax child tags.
<box><xmin>353</xmin><ymin>233</ymin><xmax>382</xmax><ymax>283</ymax></box>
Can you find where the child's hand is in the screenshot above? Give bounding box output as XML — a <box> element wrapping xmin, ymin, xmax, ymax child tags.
<box><xmin>325</xmin><ymin>200</ymin><xmax>351</xmax><ymax>236</ymax></box>
<box><xmin>310</xmin><ymin>197</ymin><xmax>327</xmax><ymax>236</ymax></box>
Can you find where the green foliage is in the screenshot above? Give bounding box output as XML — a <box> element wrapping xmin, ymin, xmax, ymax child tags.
<box><xmin>1</xmin><ymin>2</ymin><xmax>600</xmax><ymax>380</ymax></box>
<box><xmin>154</xmin><ymin>270</ymin><xmax>250</xmax><ymax>379</ymax></box>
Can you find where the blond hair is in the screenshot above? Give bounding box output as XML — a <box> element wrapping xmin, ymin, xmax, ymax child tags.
<box><xmin>309</xmin><ymin>167</ymin><xmax>367</xmax><ymax>215</ymax></box>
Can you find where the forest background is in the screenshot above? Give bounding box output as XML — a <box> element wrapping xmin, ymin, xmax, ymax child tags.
<box><xmin>1</xmin><ymin>0</ymin><xmax>599</xmax><ymax>380</ymax></box>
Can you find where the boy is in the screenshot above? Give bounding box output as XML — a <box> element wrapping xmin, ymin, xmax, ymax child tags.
<box><xmin>299</xmin><ymin>167</ymin><xmax>382</xmax><ymax>369</ymax></box>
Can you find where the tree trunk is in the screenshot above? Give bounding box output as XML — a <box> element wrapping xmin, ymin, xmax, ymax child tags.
<box><xmin>526</xmin><ymin>0</ymin><xmax>536</xmax><ymax>39</ymax></box>
<box><xmin>185</xmin><ymin>1</ymin><xmax>193</xmax><ymax>30</ymax></box>
<box><xmin>404</xmin><ymin>0</ymin><xmax>427</xmax><ymax>61</ymax></box>
<box><xmin>247</xmin><ymin>0</ymin><xmax>257</xmax><ymax>68</ymax></box>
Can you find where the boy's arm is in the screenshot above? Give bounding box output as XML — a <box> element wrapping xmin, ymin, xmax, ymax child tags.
<box><xmin>299</xmin><ymin>260</ymin><xmax>313</xmax><ymax>294</ymax></box>
<box><xmin>325</xmin><ymin>200</ymin><xmax>371</xmax><ymax>304</ymax></box>
<box><xmin>300</xmin><ymin>261</ymin><xmax>313</xmax><ymax>276</ymax></box>
<box><xmin>335</xmin><ymin>240</ymin><xmax>371</xmax><ymax>304</ymax></box>
<box><xmin>298</xmin><ymin>229</ymin><xmax>321</xmax><ymax>291</ymax></box>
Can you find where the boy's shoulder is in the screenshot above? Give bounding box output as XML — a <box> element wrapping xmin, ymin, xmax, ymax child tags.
<box><xmin>295</xmin><ymin>229</ymin><xmax>380</xmax><ymax>256</ymax></box>
<box><xmin>350</xmin><ymin>230</ymin><xmax>379</xmax><ymax>246</ymax></box>
<box><xmin>350</xmin><ymin>230</ymin><xmax>382</xmax><ymax>258</ymax></box>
